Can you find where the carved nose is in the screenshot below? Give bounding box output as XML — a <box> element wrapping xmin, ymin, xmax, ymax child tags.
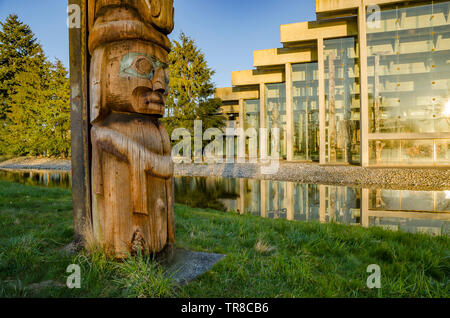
<box><xmin>152</xmin><ymin>68</ymin><xmax>166</xmax><ymax>94</ymax></box>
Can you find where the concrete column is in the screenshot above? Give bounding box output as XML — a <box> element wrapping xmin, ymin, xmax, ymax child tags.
<box><xmin>239</xmin><ymin>98</ymin><xmax>245</xmax><ymax>129</ymax></box>
<box><xmin>259</xmin><ymin>83</ymin><xmax>266</xmax><ymax>129</ymax></box>
<box><xmin>285</xmin><ymin>63</ymin><xmax>294</xmax><ymax>162</ymax></box>
<box><xmin>318</xmin><ymin>37</ymin><xmax>326</xmax><ymax>165</ymax></box>
<box><xmin>358</xmin><ymin>3</ymin><xmax>370</xmax><ymax>167</ymax></box>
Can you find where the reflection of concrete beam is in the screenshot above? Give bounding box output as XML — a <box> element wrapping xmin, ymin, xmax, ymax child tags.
<box><xmin>368</xmin><ymin>210</ymin><xmax>450</xmax><ymax>221</ymax></box>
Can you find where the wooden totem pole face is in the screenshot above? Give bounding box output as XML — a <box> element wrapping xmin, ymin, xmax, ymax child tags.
<box><xmin>88</xmin><ymin>0</ymin><xmax>175</xmax><ymax>258</ymax></box>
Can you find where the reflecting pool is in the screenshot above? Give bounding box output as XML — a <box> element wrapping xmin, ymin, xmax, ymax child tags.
<box><xmin>0</xmin><ymin>169</ymin><xmax>72</xmax><ymax>189</ymax></box>
<box><xmin>1</xmin><ymin>169</ymin><xmax>448</xmax><ymax>235</ymax></box>
<box><xmin>175</xmin><ymin>176</ymin><xmax>449</xmax><ymax>236</ymax></box>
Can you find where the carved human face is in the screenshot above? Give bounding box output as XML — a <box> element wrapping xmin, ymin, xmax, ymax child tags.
<box><xmin>104</xmin><ymin>40</ymin><xmax>169</xmax><ymax>117</ymax></box>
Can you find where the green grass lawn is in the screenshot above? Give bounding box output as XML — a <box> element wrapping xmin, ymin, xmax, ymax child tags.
<box><xmin>0</xmin><ymin>180</ymin><xmax>448</xmax><ymax>298</ymax></box>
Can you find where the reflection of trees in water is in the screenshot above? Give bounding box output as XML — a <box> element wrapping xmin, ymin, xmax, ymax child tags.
<box><xmin>174</xmin><ymin>176</ymin><xmax>240</xmax><ymax>211</ymax></box>
<box><xmin>0</xmin><ymin>170</ymin><xmax>72</xmax><ymax>189</ymax></box>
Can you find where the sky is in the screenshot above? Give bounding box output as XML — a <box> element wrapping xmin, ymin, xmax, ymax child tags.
<box><xmin>0</xmin><ymin>0</ymin><xmax>316</xmax><ymax>88</ymax></box>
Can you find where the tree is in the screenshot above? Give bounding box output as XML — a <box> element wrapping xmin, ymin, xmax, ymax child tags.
<box><xmin>43</xmin><ymin>60</ymin><xmax>71</xmax><ymax>158</ymax></box>
<box><xmin>0</xmin><ymin>15</ymin><xmax>71</xmax><ymax>157</ymax></box>
<box><xmin>0</xmin><ymin>14</ymin><xmax>44</xmax><ymax>121</ymax></box>
<box><xmin>163</xmin><ymin>32</ymin><xmax>225</xmax><ymax>140</ymax></box>
<box><xmin>3</xmin><ymin>57</ymin><xmax>50</xmax><ymax>156</ymax></box>
<box><xmin>3</xmin><ymin>59</ymin><xmax>71</xmax><ymax>157</ymax></box>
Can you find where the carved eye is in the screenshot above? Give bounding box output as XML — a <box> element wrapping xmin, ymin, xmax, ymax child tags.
<box><xmin>120</xmin><ymin>54</ymin><xmax>154</xmax><ymax>80</ymax></box>
<box><xmin>119</xmin><ymin>53</ymin><xmax>168</xmax><ymax>81</ymax></box>
<box><xmin>133</xmin><ymin>56</ymin><xmax>153</xmax><ymax>76</ymax></box>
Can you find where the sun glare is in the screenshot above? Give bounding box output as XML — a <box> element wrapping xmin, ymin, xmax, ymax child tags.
<box><xmin>444</xmin><ymin>100</ymin><xmax>450</xmax><ymax>117</ymax></box>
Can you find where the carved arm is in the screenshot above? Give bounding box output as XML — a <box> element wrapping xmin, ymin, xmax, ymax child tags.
<box><xmin>91</xmin><ymin>125</ymin><xmax>173</xmax><ymax>214</ymax></box>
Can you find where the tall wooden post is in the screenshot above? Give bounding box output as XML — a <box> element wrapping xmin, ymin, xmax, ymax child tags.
<box><xmin>70</xmin><ymin>0</ymin><xmax>175</xmax><ymax>258</ymax></box>
<box><xmin>69</xmin><ymin>0</ymin><xmax>90</xmax><ymax>244</ymax></box>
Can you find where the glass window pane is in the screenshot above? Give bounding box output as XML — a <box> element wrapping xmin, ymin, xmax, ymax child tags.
<box><xmin>324</xmin><ymin>37</ymin><xmax>361</xmax><ymax>164</ymax></box>
<box><xmin>265</xmin><ymin>83</ymin><xmax>287</xmax><ymax>159</ymax></box>
<box><xmin>367</xmin><ymin>1</ymin><xmax>450</xmax><ymax>165</ymax></box>
<box><xmin>292</xmin><ymin>63</ymin><xmax>320</xmax><ymax>161</ymax></box>
<box><xmin>244</xmin><ymin>99</ymin><xmax>260</xmax><ymax>157</ymax></box>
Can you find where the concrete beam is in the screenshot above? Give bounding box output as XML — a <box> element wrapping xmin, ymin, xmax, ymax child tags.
<box><xmin>281</xmin><ymin>20</ymin><xmax>357</xmax><ymax>44</ymax></box>
<box><xmin>253</xmin><ymin>47</ymin><xmax>317</xmax><ymax>67</ymax></box>
<box><xmin>215</xmin><ymin>87</ymin><xmax>259</xmax><ymax>102</ymax></box>
<box><xmin>232</xmin><ymin>69</ymin><xmax>285</xmax><ymax>86</ymax></box>
<box><xmin>220</xmin><ymin>104</ymin><xmax>240</xmax><ymax>114</ymax></box>
<box><xmin>315</xmin><ymin>0</ymin><xmax>411</xmax><ymax>14</ymax></box>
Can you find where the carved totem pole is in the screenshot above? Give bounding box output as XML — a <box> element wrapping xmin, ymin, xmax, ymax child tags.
<box><xmin>85</xmin><ymin>0</ymin><xmax>175</xmax><ymax>258</ymax></box>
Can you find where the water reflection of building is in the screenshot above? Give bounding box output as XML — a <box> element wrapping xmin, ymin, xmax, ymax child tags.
<box><xmin>216</xmin><ymin>0</ymin><xmax>450</xmax><ymax>167</ymax></box>
<box><xmin>0</xmin><ymin>169</ymin><xmax>72</xmax><ymax>189</ymax></box>
<box><xmin>0</xmin><ymin>170</ymin><xmax>448</xmax><ymax>235</ymax></box>
<box><xmin>175</xmin><ymin>176</ymin><xmax>450</xmax><ymax>235</ymax></box>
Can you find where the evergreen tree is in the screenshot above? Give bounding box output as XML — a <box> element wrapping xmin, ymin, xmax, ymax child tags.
<box><xmin>163</xmin><ymin>32</ymin><xmax>225</xmax><ymax>140</ymax></box>
<box><xmin>0</xmin><ymin>14</ymin><xmax>71</xmax><ymax>157</ymax></box>
<box><xmin>44</xmin><ymin>60</ymin><xmax>71</xmax><ymax>158</ymax></box>
<box><xmin>3</xmin><ymin>57</ymin><xmax>50</xmax><ymax>156</ymax></box>
<box><xmin>0</xmin><ymin>14</ymin><xmax>44</xmax><ymax>120</ymax></box>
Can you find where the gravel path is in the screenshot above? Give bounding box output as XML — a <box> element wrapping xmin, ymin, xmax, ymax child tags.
<box><xmin>175</xmin><ymin>162</ymin><xmax>450</xmax><ymax>191</ymax></box>
<box><xmin>0</xmin><ymin>157</ymin><xmax>71</xmax><ymax>172</ymax></box>
<box><xmin>1</xmin><ymin>157</ymin><xmax>448</xmax><ymax>190</ymax></box>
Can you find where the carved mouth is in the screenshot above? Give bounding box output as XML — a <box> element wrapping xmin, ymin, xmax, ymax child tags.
<box><xmin>145</xmin><ymin>92</ymin><xmax>164</xmax><ymax>106</ymax></box>
<box><xmin>132</xmin><ymin>87</ymin><xmax>165</xmax><ymax>116</ymax></box>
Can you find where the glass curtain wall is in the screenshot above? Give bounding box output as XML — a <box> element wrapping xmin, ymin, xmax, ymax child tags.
<box><xmin>324</xmin><ymin>37</ymin><xmax>361</xmax><ymax>164</ymax></box>
<box><xmin>265</xmin><ymin>83</ymin><xmax>287</xmax><ymax>159</ymax></box>
<box><xmin>244</xmin><ymin>99</ymin><xmax>260</xmax><ymax>157</ymax></box>
<box><xmin>292</xmin><ymin>63</ymin><xmax>320</xmax><ymax>161</ymax></box>
<box><xmin>367</xmin><ymin>1</ymin><xmax>450</xmax><ymax>165</ymax></box>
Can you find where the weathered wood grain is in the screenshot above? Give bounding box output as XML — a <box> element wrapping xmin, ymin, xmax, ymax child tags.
<box><xmin>88</xmin><ymin>0</ymin><xmax>175</xmax><ymax>257</ymax></box>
